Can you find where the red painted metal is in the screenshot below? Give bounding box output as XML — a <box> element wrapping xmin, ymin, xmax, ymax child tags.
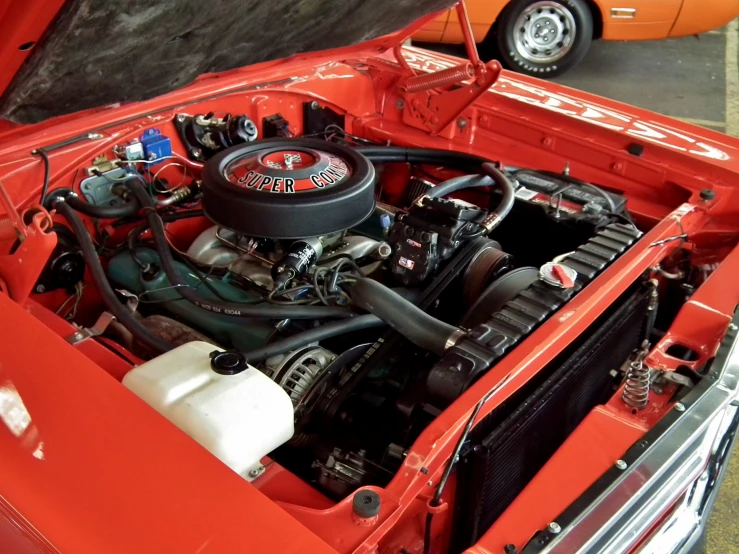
<box><xmin>0</xmin><ymin>16</ymin><xmax>738</xmax><ymax>554</ymax></box>
<box><xmin>0</xmin><ymin>176</ymin><xmax>56</xmax><ymax>303</ymax></box>
<box><xmin>398</xmin><ymin>5</ymin><xmax>502</xmax><ymax>136</ymax></box>
<box><xmin>0</xmin><ymin>292</ymin><xmax>339</xmax><ymax>554</ymax></box>
<box><xmin>648</xmin><ymin>238</ymin><xmax>739</xmax><ymax>371</ymax></box>
<box><xmin>0</xmin><ymin>0</ymin><xmax>66</xmax><ymax>100</ymax></box>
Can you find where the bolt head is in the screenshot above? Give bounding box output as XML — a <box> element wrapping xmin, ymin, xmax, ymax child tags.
<box><xmin>548</xmin><ymin>522</ymin><xmax>561</xmax><ymax>534</ymax></box>
<box><xmin>310</xmin><ymin>100</ymin><xmax>320</xmax><ymax>110</ymax></box>
<box><xmin>74</xmin><ymin>332</ymin><xmax>83</xmax><ymax>340</ymax></box>
<box><xmin>248</xmin><ymin>468</ymin><xmax>261</xmax><ymax>477</ymax></box>
<box><xmin>729</xmin><ymin>323</ymin><xmax>738</xmax><ymax>332</ymax></box>
<box><xmin>675</xmin><ymin>402</ymin><xmax>686</xmax><ymax>412</ymax></box>
<box><xmin>395</xmin><ymin>99</ymin><xmax>405</xmax><ymax>110</ymax></box>
<box><xmin>457</xmin><ymin>117</ymin><xmax>467</xmax><ymax>129</ymax></box>
<box><xmin>176</xmin><ymin>114</ymin><xmax>186</xmax><ymax>122</ymax></box>
<box><xmin>615</xmin><ymin>459</ymin><xmax>627</xmax><ymax>470</ymax></box>
<box><xmin>35</xmin><ymin>284</ymin><xmax>46</xmax><ymax>293</ymax></box>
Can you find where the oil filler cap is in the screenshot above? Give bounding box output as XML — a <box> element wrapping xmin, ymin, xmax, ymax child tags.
<box><xmin>210</xmin><ymin>350</ymin><xmax>248</xmax><ymax>375</ymax></box>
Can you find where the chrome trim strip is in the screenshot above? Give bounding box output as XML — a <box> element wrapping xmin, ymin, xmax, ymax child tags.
<box><xmin>644</xmin><ymin>405</ymin><xmax>739</xmax><ymax>554</ymax></box>
<box><xmin>529</xmin><ymin>312</ymin><xmax>739</xmax><ymax>554</ymax></box>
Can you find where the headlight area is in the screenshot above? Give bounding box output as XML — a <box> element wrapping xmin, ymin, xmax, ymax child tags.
<box><xmin>516</xmin><ymin>312</ymin><xmax>739</xmax><ymax>554</ymax></box>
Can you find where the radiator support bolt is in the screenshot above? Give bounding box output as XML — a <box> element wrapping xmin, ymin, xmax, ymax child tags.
<box><xmin>615</xmin><ymin>459</ymin><xmax>627</xmax><ymax>470</ymax></box>
<box><xmin>675</xmin><ymin>402</ymin><xmax>686</xmax><ymax>412</ymax></box>
<box><xmin>547</xmin><ymin>522</ymin><xmax>561</xmax><ymax>534</ymax></box>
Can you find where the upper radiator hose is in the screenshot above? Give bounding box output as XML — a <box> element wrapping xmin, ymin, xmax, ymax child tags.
<box><xmin>351</xmin><ymin>278</ymin><xmax>463</xmax><ymax>355</ymax></box>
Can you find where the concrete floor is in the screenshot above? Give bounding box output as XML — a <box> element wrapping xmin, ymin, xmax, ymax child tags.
<box><xmin>421</xmin><ymin>20</ymin><xmax>739</xmax><ymax>554</ymax></box>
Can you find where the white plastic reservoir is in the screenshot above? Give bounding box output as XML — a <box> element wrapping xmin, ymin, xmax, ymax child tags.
<box><xmin>123</xmin><ymin>341</ymin><xmax>294</xmax><ymax>480</ymax></box>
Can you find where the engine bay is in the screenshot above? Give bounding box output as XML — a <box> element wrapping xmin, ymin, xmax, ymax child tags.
<box><xmin>5</xmin><ymin>67</ymin><xmax>736</xmax><ymax>552</ymax></box>
<box><xmin>27</xmin><ymin>102</ymin><xmax>646</xmax><ymax>498</ymax></box>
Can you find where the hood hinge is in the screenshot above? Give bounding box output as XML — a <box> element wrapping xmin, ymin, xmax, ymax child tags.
<box><xmin>395</xmin><ymin>1</ymin><xmax>501</xmax><ymax>137</ymax></box>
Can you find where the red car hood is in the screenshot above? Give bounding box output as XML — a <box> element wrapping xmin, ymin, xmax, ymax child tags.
<box><xmin>0</xmin><ymin>0</ymin><xmax>453</xmax><ymax>125</ymax></box>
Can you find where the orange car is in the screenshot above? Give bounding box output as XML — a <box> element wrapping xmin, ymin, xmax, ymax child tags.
<box><xmin>415</xmin><ymin>0</ymin><xmax>739</xmax><ymax>76</ymax></box>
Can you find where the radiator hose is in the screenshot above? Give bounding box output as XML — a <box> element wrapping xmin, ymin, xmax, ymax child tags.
<box><xmin>350</xmin><ymin>278</ymin><xmax>462</xmax><ymax>355</ymax></box>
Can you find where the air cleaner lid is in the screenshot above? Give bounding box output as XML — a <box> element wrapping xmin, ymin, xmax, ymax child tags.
<box><xmin>202</xmin><ymin>138</ymin><xmax>376</xmax><ymax>239</ymax></box>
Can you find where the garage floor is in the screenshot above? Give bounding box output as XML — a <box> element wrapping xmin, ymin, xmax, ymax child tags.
<box><xmin>421</xmin><ymin>19</ymin><xmax>739</xmax><ymax>554</ymax></box>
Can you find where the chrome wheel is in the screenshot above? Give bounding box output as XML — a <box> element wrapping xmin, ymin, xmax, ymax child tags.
<box><xmin>512</xmin><ymin>1</ymin><xmax>577</xmax><ymax>64</ymax></box>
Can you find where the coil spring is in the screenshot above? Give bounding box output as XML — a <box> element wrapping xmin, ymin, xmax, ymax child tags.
<box><xmin>622</xmin><ymin>360</ymin><xmax>650</xmax><ymax>410</ymax></box>
<box><xmin>402</xmin><ymin>63</ymin><xmax>474</xmax><ymax>93</ymax></box>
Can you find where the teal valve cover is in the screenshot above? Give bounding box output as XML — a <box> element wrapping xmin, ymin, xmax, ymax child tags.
<box><xmin>107</xmin><ymin>248</ymin><xmax>271</xmax><ymax>350</ymax></box>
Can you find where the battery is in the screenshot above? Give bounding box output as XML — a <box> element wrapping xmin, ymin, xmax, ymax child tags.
<box><xmin>488</xmin><ymin>169</ymin><xmax>630</xmax><ymax>268</ymax></box>
<box><xmin>512</xmin><ymin>169</ymin><xmax>627</xmax><ymax>216</ymax></box>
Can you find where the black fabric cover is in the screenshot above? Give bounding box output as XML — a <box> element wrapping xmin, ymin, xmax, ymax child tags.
<box><xmin>0</xmin><ymin>0</ymin><xmax>455</xmax><ymax>124</ymax></box>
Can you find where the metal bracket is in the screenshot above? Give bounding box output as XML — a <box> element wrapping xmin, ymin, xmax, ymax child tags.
<box><xmin>0</xmin><ymin>177</ymin><xmax>57</xmax><ymax>304</ymax></box>
<box><xmin>116</xmin><ymin>288</ymin><xmax>140</xmax><ymax>313</ymax></box>
<box><xmin>396</xmin><ymin>1</ymin><xmax>501</xmax><ymax>136</ymax></box>
<box><xmin>66</xmin><ymin>312</ymin><xmax>116</xmax><ymax>345</ymax></box>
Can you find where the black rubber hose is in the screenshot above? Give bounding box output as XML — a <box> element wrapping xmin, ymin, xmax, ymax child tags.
<box><xmin>242</xmin><ymin>314</ymin><xmax>384</xmax><ymax>363</ymax></box>
<box><xmin>351</xmin><ymin>278</ymin><xmax>460</xmax><ymax>355</ymax></box>
<box><xmin>66</xmin><ymin>194</ymin><xmax>140</xmax><ymax>219</ymax></box>
<box><xmin>357</xmin><ymin>147</ymin><xmax>515</xmax><ymax>233</ymax></box>
<box><xmin>123</xmin><ymin>180</ymin><xmax>353</xmax><ymax>320</ymax></box>
<box><xmin>425</xmin><ymin>174</ymin><xmax>492</xmax><ymax>198</ymax></box>
<box><xmin>355</xmin><ymin>145</ymin><xmax>489</xmax><ymax>174</ymax></box>
<box><xmin>428</xmin><ymin>164</ymin><xmax>514</xmax><ymax>230</ymax></box>
<box><xmin>55</xmin><ymin>200</ymin><xmax>173</xmax><ymax>354</ymax></box>
<box><xmin>46</xmin><ymin>189</ymin><xmax>140</xmax><ymax>219</ymax></box>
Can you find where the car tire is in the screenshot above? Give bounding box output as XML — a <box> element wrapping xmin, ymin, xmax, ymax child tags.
<box><xmin>493</xmin><ymin>0</ymin><xmax>593</xmax><ymax>78</ymax></box>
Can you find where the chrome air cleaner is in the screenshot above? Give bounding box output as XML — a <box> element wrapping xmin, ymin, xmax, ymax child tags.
<box><xmin>202</xmin><ymin>138</ymin><xmax>375</xmax><ymax>238</ymax></box>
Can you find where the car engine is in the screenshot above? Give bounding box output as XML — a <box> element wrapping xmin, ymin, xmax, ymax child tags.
<box><xmin>43</xmin><ymin>110</ymin><xmax>642</xmax><ymax>500</ymax></box>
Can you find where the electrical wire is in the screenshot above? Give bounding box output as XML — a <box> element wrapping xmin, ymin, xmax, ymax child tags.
<box><xmin>55</xmin><ymin>282</ymin><xmax>87</xmax><ymax>319</ymax></box>
<box><xmin>422</xmin><ymin>377</ymin><xmax>510</xmax><ymax>554</ymax></box>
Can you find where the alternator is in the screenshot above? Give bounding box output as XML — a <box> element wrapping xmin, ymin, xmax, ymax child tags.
<box><xmin>266</xmin><ymin>346</ymin><xmax>336</xmax><ymax>407</ymax></box>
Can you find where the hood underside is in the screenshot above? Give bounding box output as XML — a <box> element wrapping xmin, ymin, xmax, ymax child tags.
<box><xmin>0</xmin><ymin>0</ymin><xmax>454</xmax><ymax>125</ymax></box>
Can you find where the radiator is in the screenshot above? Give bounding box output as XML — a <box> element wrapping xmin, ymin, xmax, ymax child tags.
<box><xmin>450</xmin><ymin>284</ymin><xmax>650</xmax><ymax>552</ymax></box>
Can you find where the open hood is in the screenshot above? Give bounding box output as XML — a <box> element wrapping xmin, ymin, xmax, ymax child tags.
<box><xmin>0</xmin><ymin>0</ymin><xmax>455</xmax><ymax>125</ymax></box>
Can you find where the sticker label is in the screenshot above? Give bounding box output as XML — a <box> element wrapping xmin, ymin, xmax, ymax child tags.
<box><xmin>231</xmin><ymin>154</ymin><xmax>350</xmax><ymax>193</ymax></box>
<box><xmin>515</xmin><ymin>187</ymin><xmax>538</xmax><ymax>200</ymax></box>
<box><xmin>238</xmin><ymin>171</ymin><xmax>296</xmax><ymax>193</ymax></box>
<box><xmin>399</xmin><ymin>257</ymin><xmax>415</xmax><ymax>270</ymax></box>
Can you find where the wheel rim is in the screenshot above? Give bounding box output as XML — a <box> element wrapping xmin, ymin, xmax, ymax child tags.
<box><xmin>512</xmin><ymin>1</ymin><xmax>577</xmax><ymax>65</ymax></box>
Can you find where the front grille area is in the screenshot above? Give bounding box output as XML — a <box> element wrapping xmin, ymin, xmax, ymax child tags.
<box><xmin>451</xmin><ymin>284</ymin><xmax>650</xmax><ymax>552</ymax></box>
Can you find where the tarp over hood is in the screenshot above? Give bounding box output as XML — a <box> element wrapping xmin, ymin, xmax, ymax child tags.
<box><xmin>0</xmin><ymin>0</ymin><xmax>455</xmax><ymax>124</ymax></box>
